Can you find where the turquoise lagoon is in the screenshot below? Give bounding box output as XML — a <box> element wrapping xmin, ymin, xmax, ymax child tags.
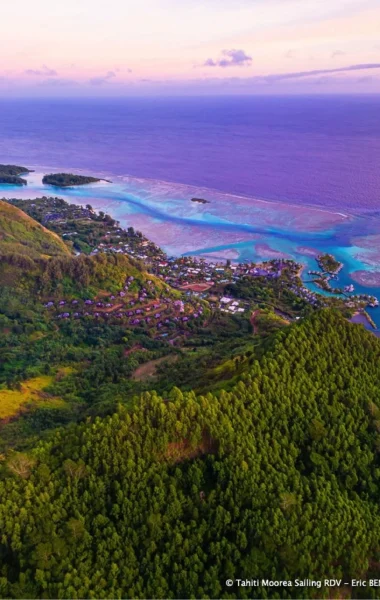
<box><xmin>1</xmin><ymin>168</ymin><xmax>380</xmax><ymax>329</ymax></box>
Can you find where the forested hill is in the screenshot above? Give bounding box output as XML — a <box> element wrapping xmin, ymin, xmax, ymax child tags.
<box><xmin>1</xmin><ymin>310</ymin><xmax>380</xmax><ymax>599</ymax></box>
<box><xmin>0</xmin><ymin>200</ymin><xmax>70</xmax><ymax>259</ymax></box>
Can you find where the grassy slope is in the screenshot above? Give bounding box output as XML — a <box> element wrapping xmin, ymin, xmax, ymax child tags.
<box><xmin>0</xmin><ymin>375</ymin><xmax>66</xmax><ymax>420</ymax></box>
<box><xmin>0</xmin><ymin>200</ymin><xmax>71</xmax><ymax>259</ymax></box>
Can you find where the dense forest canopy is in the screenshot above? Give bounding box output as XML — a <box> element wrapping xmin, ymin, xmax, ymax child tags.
<box><xmin>1</xmin><ymin>197</ymin><xmax>380</xmax><ymax>599</ymax></box>
<box><xmin>1</xmin><ymin>312</ymin><xmax>380</xmax><ymax>598</ymax></box>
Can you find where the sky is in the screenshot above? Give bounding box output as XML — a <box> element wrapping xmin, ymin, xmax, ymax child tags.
<box><xmin>1</xmin><ymin>0</ymin><xmax>380</xmax><ymax>96</ymax></box>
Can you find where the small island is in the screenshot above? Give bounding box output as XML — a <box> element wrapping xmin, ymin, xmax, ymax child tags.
<box><xmin>42</xmin><ymin>173</ymin><xmax>103</xmax><ymax>187</ymax></box>
<box><xmin>0</xmin><ymin>175</ymin><xmax>27</xmax><ymax>185</ymax></box>
<box><xmin>0</xmin><ymin>164</ymin><xmax>32</xmax><ymax>185</ymax></box>
<box><xmin>191</xmin><ymin>197</ymin><xmax>210</xmax><ymax>204</ymax></box>
<box><xmin>317</xmin><ymin>253</ymin><xmax>343</xmax><ymax>274</ymax></box>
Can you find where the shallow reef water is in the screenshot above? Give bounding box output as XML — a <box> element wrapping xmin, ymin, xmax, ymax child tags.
<box><xmin>1</xmin><ymin>169</ymin><xmax>380</xmax><ymax>328</ymax></box>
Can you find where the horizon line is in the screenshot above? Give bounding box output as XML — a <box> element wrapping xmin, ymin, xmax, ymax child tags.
<box><xmin>1</xmin><ymin>91</ymin><xmax>380</xmax><ymax>100</ymax></box>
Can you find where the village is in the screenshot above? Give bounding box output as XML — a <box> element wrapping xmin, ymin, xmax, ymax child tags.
<box><xmin>43</xmin><ymin>274</ymin><xmax>208</xmax><ymax>343</ymax></box>
<box><xmin>7</xmin><ymin>196</ymin><xmax>379</xmax><ymax>333</ymax></box>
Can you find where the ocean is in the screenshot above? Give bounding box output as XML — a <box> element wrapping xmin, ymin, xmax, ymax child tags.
<box><xmin>0</xmin><ymin>95</ymin><xmax>380</xmax><ymax>326</ymax></box>
<box><xmin>1</xmin><ymin>95</ymin><xmax>380</xmax><ymax>214</ymax></box>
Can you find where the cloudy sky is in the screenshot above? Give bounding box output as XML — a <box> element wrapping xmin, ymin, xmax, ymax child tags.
<box><xmin>1</xmin><ymin>0</ymin><xmax>380</xmax><ymax>95</ymax></box>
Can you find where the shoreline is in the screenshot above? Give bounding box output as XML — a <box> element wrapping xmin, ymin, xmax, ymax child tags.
<box><xmin>1</xmin><ymin>165</ymin><xmax>380</xmax><ymax>330</ymax></box>
<box><xmin>1</xmin><ymin>168</ymin><xmax>352</xmax><ymax>256</ymax></box>
<box><xmin>351</xmin><ymin>310</ymin><xmax>378</xmax><ymax>331</ymax></box>
<box><xmin>5</xmin><ymin>194</ymin><xmax>380</xmax><ymax>331</ymax></box>
<box><xmin>9</xmin><ymin>162</ymin><xmax>356</xmax><ymax>223</ymax></box>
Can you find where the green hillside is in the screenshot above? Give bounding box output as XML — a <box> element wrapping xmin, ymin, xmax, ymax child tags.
<box><xmin>0</xmin><ymin>202</ymin><xmax>170</xmax><ymax>422</ymax></box>
<box><xmin>1</xmin><ymin>198</ymin><xmax>380</xmax><ymax>599</ymax></box>
<box><xmin>1</xmin><ymin>311</ymin><xmax>380</xmax><ymax>599</ymax></box>
<box><xmin>0</xmin><ymin>200</ymin><xmax>70</xmax><ymax>259</ymax></box>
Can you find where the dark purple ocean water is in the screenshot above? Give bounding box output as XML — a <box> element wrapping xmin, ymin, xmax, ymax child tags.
<box><xmin>0</xmin><ymin>95</ymin><xmax>379</xmax><ymax>215</ymax></box>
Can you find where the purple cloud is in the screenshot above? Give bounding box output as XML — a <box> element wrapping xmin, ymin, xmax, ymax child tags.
<box><xmin>203</xmin><ymin>49</ymin><xmax>252</xmax><ymax>68</ymax></box>
<box><xmin>38</xmin><ymin>78</ymin><xmax>79</xmax><ymax>87</ymax></box>
<box><xmin>25</xmin><ymin>65</ymin><xmax>57</xmax><ymax>77</ymax></box>
<box><xmin>89</xmin><ymin>71</ymin><xmax>116</xmax><ymax>85</ymax></box>
<box><xmin>262</xmin><ymin>63</ymin><xmax>380</xmax><ymax>82</ymax></box>
<box><xmin>296</xmin><ymin>74</ymin><xmax>375</xmax><ymax>86</ymax></box>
